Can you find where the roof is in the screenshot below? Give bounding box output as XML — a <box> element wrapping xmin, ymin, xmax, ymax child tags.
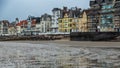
<box><xmin>16</xmin><ymin>19</ymin><xmax>36</xmax><ymax>27</ymax></box>
<box><xmin>52</xmin><ymin>8</ymin><xmax>61</xmax><ymax>11</ymax></box>
<box><xmin>16</xmin><ymin>20</ymin><xmax>28</xmax><ymax>26</ymax></box>
<box><xmin>0</xmin><ymin>20</ymin><xmax>9</xmax><ymax>25</ymax></box>
<box><xmin>41</xmin><ymin>13</ymin><xmax>52</xmax><ymax>21</ymax></box>
<box><xmin>60</xmin><ymin>7</ymin><xmax>81</xmax><ymax>18</ymax></box>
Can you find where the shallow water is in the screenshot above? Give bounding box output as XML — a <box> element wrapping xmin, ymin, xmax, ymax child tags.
<box><xmin>0</xmin><ymin>42</ymin><xmax>120</xmax><ymax>68</ymax></box>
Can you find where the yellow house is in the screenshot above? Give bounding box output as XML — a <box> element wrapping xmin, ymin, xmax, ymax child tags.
<box><xmin>58</xmin><ymin>13</ymin><xmax>72</xmax><ymax>32</ymax></box>
<box><xmin>58</xmin><ymin>13</ymin><xmax>79</xmax><ymax>33</ymax></box>
<box><xmin>78</xmin><ymin>10</ymin><xmax>88</xmax><ymax>32</ymax></box>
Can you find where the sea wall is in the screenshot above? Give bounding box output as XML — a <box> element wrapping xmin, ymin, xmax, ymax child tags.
<box><xmin>70</xmin><ymin>32</ymin><xmax>120</xmax><ymax>41</ymax></box>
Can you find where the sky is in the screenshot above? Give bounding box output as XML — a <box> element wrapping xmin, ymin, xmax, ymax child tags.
<box><xmin>0</xmin><ymin>0</ymin><xmax>90</xmax><ymax>22</ymax></box>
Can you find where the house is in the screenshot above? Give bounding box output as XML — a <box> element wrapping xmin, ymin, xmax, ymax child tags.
<box><xmin>16</xmin><ymin>20</ymin><xmax>28</xmax><ymax>35</ymax></box>
<box><xmin>0</xmin><ymin>20</ymin><xmax>9</xmax><ymax>36</ymax></box>
<box><xmin>40</xmin><ymin>13</ymin><xmax>52</xmax><ymax>33</ymax></box>
<box><xmin>58</xmin><ymin>13</ymin><xmax>73</xmax><ymax>33</ymax></box>
<box><xmin>8</xmin><ymin>22</ymin><xmax>17</xmax><ymax>35</ymax></box>
<box><xmin>58</xmin><ymin>7</ymin><xmax>81</xmax><ymax>33</ymax></box>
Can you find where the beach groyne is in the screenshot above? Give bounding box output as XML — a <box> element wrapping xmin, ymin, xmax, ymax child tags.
<box><xmin>0</xmin><ymin>35</ymin><xmax>69</xmax><ymax>41</ymax></box>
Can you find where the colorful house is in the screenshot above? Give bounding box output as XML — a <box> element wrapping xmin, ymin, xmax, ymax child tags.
<box><xmin>16</xmin><ymin>20</ymin><xmax>28</xmax><ymax>35</ymax></box>
<box><xmin>58</xmin><ymin>13</ymin><xmax>73</xmax><ymax>33</ymax></box>
<box><xmin>58</xmin><ymin>7</ymin><xmax>81</xmax><ymax>33</ymax></box>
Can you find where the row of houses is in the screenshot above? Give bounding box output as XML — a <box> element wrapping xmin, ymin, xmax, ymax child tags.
<box><xmin>58</xmin><ymin>0</ymin><xmax>120</xmax><ymax>33</ymax></box>
<box><xmin>0</xmin><ymin>0</ymin><xmax>120</xmax><ymax>36</ymax></box>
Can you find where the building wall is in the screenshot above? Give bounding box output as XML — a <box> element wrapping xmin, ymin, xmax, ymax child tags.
<box><xmin>40</xmin><ymin>21</ymin><xmax>51</xmax><ymax>33</ymax></box>
<box><xmin>8</xmin><ymin>27</ymin><xmax>17</xmax><ymax>35</ymax></box>
<box><xmin>78</xmin><ymin>11</ymin><xmax>88</xmax><ymax>32</ymax></box>
<box><xmin>99</xmin><ymin>4</ymin><xmax>114</xmax><ymax>32</ymax></box>
<box><xmin>40</xmin><ymin>14</ymin><xmax>52</xmax><ymax>33</ymax></box>
<box><xmin>16</xmin><ymin>26</ymin><xmax>21</xmax><ymax>34</ymax></box>
<box><xmin>89</xmin><ymin>0</ymin><xmax>117</xmax><ymax>32</ymax></box>
<box><xmin>0</xmin><ymin>20</ymin><xmax>9</xmax><ymax>35</ymax></box>
<box><xmin>113</xmin><ymin>0</ymin><xmax>120</xmax><ymax>32</ymax></box>
<box><xmin>51</xmin><ymin>9</ymin><xmax>61</xmax><ymax>33</ymax></box>
<box><xmin>36</xmin><ymin>24</ymin><xmax>42</xmax><ymax>32</ymax></box>
<box><xmin>58</xmin><ymin>13</ymin><xmax>73</xmax><ymax>33</ymax></box>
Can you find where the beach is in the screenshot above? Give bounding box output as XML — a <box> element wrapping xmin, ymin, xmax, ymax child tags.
<box><xmin>6</xmin><ymin>40</ymin><xmax>120</xmax><ymax>48</ymax></box>
<box><xmin>0</xmin><ymin>41</ymin><xmax>120</xmax><ymax>68</ymax></box>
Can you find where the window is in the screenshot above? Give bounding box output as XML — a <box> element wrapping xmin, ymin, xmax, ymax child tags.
<box><xmin>59</xmin><ymin>20</ymin><xmax>62</xmax><ymax>23</ymax></box>
<box><xmin>69</xmin><ymin>19</ymin><xmax>72</xmax><ymax>22</ymax></box>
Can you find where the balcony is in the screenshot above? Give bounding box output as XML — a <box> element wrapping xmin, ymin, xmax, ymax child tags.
<box><xmin>114</xmin><ymin>18</ymin><xmax>120</xmax><ymax>21</ymax></box>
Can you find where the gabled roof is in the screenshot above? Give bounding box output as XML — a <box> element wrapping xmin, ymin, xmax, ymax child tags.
<box><xmin>16</xmin><ymin>19</ymin><xmax>36</xmax><ymax>27</ymax></box>
<box><xmin>16</xmin><ymin>20</ymin><xmax>28</xmax><ymax>26</ymax></box>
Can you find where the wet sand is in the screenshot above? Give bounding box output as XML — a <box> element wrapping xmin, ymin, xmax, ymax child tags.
<box><xmin>4</xmin><ymin>40</ymin><xmax>120</xmax><ymax>48</ymax></box>
<box><xmin>0</xmin><ymin>41</ymin><xmax>120</xmax><ymax>68</ymax></box>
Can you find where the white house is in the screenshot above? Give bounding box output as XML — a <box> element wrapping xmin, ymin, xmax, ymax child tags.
<box><xmin>51</xmin><ymin>8</ymin><xmax>61</xmax><ymax>33</ymax></box>
<box><xmin>40</xmin><ymin>13</ymin><xmax>52</xmax><ymax>33</ymax></box>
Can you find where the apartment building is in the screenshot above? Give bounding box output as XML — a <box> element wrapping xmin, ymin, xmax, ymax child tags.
<box><xmin>51</xmin><ymin>8</ymin><xmax>61</xmax><ymax>33</ymax></box>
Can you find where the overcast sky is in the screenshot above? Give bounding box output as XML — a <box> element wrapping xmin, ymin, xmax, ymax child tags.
<box><xmin>0</xmin><ymin>0</ymin><xmax>90</xmax><ymax>22</ymax></box>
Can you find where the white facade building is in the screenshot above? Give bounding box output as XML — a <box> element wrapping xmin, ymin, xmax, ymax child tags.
<box><xmin>40</xmin><ymin>13</ymin><xmax>52</xmax><ymax>33</ymax></box>
<box><xmin>51</xmin><ymin>8</ymin><xmax>61</xmax><ymax>33</ymax></box>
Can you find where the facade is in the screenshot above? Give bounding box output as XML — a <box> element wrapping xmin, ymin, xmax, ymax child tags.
<box><xmin>99</xmin><ymin>0</ymin><xmax>114</xmax><ymax>32</ymax></box>
<box><xmin>16</xmin><ymin>20</ymin><xmax>28</xmax><ymax>35</ymax></box>
<box><xmin>27</xmin><ymin>16</ymin><xmax>38</xmax><ymax>31</ymax></box>
<box><xmin>16</xmin><ymin>19</ymin><xmax>37</xmax><ymax>35</ymax></box>
<box><xmin>0</xmin><ymin>20</ymin><xmax>9</xmax><ymax>35</ymax></box>
<box><xmin>89</xmin><ymin>0</ymin><xmax>116</xmax><ymax>32</ymax></box>
<box><xmin>8</xmin><ymin>22</ymin><xmax>17</xmax><ymax>35</ymax></box>
<box><xmin>58</xmin><ymin>13</ymin><xmax>73</xmax><ymax>33</ymax></box>
<box><xmin>26</xmin><ymin>16</ymin><xmax>42</xmax><ymax>35</ymax></box>
<box><xmin>34</xmin><ymin>17</ymin><xmax>41</xmax><ymax>33</ymax></box>
<box><xmin>78</xmin><ymin>10</ymin><xmax>88</xmax><ymax>32</ymax></box>
<box><xmin>87</xmin><ymin>9</ymin><xmax>100</xmax><ymax>32</ymax></box>
<box><xmin>58</xmin><ymin>7</ymin><xmax>81</xmax><ymax>33</ymax></box>
<box><xmin>40</xmin><ymin>13</ymin><xmax>52</xmax><ymax>33</ymax></box>
<box><xmin>114</xmin><ymin>0</ymin><xmax>120</xmax><ymax>32</ymax></box>
<box><xmin>51</xmin><ymin>8</ymin><xmax>61</xmax><ymax>33</ymax></box>
<box><xmin>69</xmin><ymin>7</ymin><xmax>81</xmax><ymax>32</ymax></box>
